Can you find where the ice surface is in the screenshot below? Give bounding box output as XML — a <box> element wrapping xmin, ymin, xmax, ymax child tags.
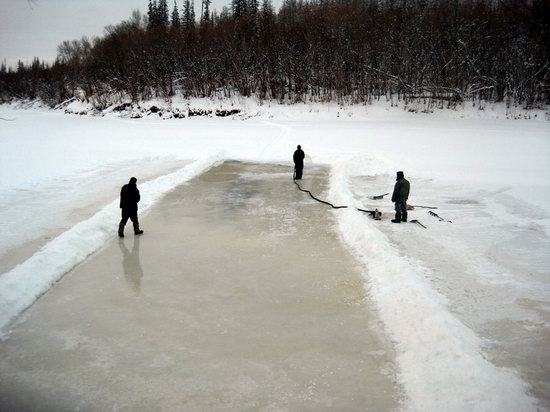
<box><xmin>0</xmin><ymin>155</ymin><xmax>223</xmax><ymax>334</ymax></box>
<box><xmin>0</xmin><ymin>163</ymin><xmax>399</xmax><ymax>411</ymax></box>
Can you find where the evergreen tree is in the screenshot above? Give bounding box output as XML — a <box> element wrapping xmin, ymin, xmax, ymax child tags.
<box><xmin>182</xmin><ymin>0</ymin><xmax>196</xmax><ymax>29</ymax></box>
<box><xmin>232</xmin><ymin>0</ymin><xmax>247</xmax><ymax>18</ymax></box>
<box><xmin>248</xmin><ymin>0</ymin><xmax>259</xmax><ymax>15</ymax></box>
<box><xmin>172</xmin><ymin>0</ymin><xmax>181</xmax><ymax>27</ymax></box>
<box><xmin>147</xmin><ymin>0</ymin><xmax>157</xmax><ymax>29</ymax></box>
<box><xmin>17</xmin><ymin>60</ymin><xmax>25</xmax><ymax>74</ymax></box>
<box><xmin>158</xmin><ymin>0</ymin><xmax>170</xmax><ymax>26</ymax></box>
<box><xmin>202</xmin><ymin>0</ymin><xmax>211</xmax><ymax>22</ymax></box>
<box><xmin>260</xmin><ymin>0</ymin><xmax>273</xmax><ymax>16</ymax></box>
<box><xmin>190</xmin><ymin>0</ymin><xmax>195</xmax><ymax>25</ymax></box>
<box><xmin>31</xmin><ymin>57</ymin><xmax>41</xmax><ymax>71</ymax></box>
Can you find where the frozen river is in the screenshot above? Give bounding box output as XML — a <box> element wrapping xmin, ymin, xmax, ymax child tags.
<box><xmin>0</xmin><ymin>162</ymin><xmax>400</xmax><ymax>411</ymax></box>
<box><xmin>1</xmin><ymin>105</ymin><xmax>549</xmax><ymax>411</ymax></box>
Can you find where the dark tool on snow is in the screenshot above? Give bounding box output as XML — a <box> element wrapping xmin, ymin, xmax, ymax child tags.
<box><xmin>357</xmin><ymin>208</ymin><xmax>382</xmax><ymax>220</ymax></box>
<box><xmin>293</xmin><ymin>170</ymin><xmax>382</xmax><ymax>219</ymax></box>
<box><xmin>428</xmin><ymin>210</ymin><xmax>452</xmax><ymax>223</ymax></box>
<box><xmin>408</xmin><ymin>205</ymin><xmax>438</xmax><ymax>210</ymax></box>
<box><xmin>371</xmin><ymin>193</ymin><xmax>389</xmax><ymax>200</ymax></box>
<box><xmin>410</xmin><ymin>219</ymin><xmax>427</xmax><ymax>228</ymax></box>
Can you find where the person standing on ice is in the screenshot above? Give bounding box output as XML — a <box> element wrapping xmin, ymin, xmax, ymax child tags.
<box><xmin>391</xmin><ymin>171</ymin><xmax>410</xmax><ymax>223</ymax></box>
<box><xmin>118</xmin><ymin>177</ymin><xmax>144</xmax><ymax>237</ymax></box>
<box><xmin>293</xmin><ymin>145</ymin><xmax>305</xmax><ymax>180</ymax></box>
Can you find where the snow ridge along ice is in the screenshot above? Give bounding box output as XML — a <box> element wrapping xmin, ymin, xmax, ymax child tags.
<box><xmin>329</xmin><ymin>159</ymin><xmax>538</xmax><ymax>412</ymax></box>
<box><xmin>0</xmin><ymin>154</ymin><xmax>224</xmax><ymax>336</ymax></box>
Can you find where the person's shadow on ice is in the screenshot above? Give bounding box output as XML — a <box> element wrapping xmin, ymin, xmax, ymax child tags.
<box><xmin>118</xmin><ymin>236</ymin><xmax>144</xmax><ymax>294</ymax></box>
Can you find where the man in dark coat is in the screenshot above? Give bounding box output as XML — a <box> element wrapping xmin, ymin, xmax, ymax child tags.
<box><xmin>293</xmin><ymin>145</ymin><xmax>305</xmax><ymax>180</ymax></box>
<box><xmin>118</xmin><ymin>177</ymin><xmax>144</xmax><ymax>237</ymax></box>
<box><xmin>391</xmin><ymin>171</ymin><xmax>410</xmax><ymax>223</ymax></box>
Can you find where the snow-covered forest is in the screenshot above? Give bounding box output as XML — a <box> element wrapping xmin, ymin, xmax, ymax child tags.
<box><xmin>1</xmin><ymin>0</ymin><xmax>549</xmax><ymax>107</ymax></box>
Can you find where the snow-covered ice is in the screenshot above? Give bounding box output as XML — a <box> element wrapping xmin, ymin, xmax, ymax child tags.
<box><xmin>1</xmin><ymin>101</ymin><xmax>549</xmax><ymax>411</ymax></box>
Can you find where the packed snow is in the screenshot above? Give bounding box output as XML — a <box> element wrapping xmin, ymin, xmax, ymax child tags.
<box><xmin>1</xmin><ymin>99</ymin><xmax>549</xmax><ymax>411</ymax></box>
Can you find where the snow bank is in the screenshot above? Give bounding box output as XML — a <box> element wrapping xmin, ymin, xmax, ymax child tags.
<box><xmin>64</xmin><ymin>99</ymin><xmax>95</xmax><ymax>115</ymax></box>
<box><xmin>329</xmin><ymin>159</ymin><xmax>538</xmax><ymax>412</ymax></box>
<box><xmin>52</xmin><ymin>94</ymin><xmax>550</xmax><ymax>122</ymax></box>
<box><xmin>0</xmin><ymin>154</ymin><xmax>224</xmax><ymax>336</ymax></box>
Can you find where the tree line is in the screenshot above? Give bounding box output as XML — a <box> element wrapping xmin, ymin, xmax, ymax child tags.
<box><xmin>1</xmin><ymin>0</ymin><xmax>549</xmax><ymax>108</ymax></box>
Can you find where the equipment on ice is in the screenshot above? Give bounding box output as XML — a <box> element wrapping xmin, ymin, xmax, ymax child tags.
<box><xmin>429</xmin><ymin>210</ymin><xmax>452</xmax><ymax>223</ymax></box>
<box><xmin>357</xmin><ymin>208</ymin><xmax>382</xmax><ymax>220</ymax></box>
<box><xmin>371</xmin><ymin>193</ymin><xmax>389</xmax><ymax>200</ymax></box>
<box><xmin>292</xmin><ymin>176</ymin><xmax>382</xmax><ymax>219</ymax></box>
<box><xmin>408</xmin><ymin>205</ymin><xmax>438</xmax><ymax>210</ymax></box>
<box><xmin>410</xmin><ymin>219</ymin><xmax>427</xmax><ymax>228</ymax></box>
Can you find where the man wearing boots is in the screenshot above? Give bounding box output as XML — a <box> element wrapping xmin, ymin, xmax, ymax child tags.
<box><xmin>293</xmin><ymin>145</ymin><xmax>305</xmax><ymax>180</ymax></box>
<box><xmin>118</xmin><ymin>177</ymin><xmax>144</xmax><ymax>237</ymax></box>
<box><xmin>391</xmin><ymin>171</ymin><xmax>410</xmax><ymax>223</ymax></box>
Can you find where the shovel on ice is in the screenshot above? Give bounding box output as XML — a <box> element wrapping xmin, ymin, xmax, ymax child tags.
<box><xmin>408</xmin><ymin>205</ymin><xmax>438</xmax><ymax>210</ymax></box>
<box><xmin>410</xmin><ymin>219</ymin><xmax>427</xmax><ymax>229</ymax></box>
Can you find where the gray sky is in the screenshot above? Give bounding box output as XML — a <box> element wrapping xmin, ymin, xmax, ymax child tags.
<box><xmin>1</xmin><ymin>0</ymin><xmax>264</xmax><ymax>68</ymax></box>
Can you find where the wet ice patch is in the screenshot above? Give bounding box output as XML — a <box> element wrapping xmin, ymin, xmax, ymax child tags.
<box><xmin>239</xmin><ymin>171</ymin><xmax>292</xmax><ymax>180</ymax></box>
<box><xmin>0</xmin><ymin>154</ymin><xmax>224</xmax><ymax>337</ymax></box>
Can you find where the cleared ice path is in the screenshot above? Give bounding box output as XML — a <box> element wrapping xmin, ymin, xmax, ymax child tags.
<box><xmin>0</xmin><ymin>162</ymin><xmax>400</xmax><ymax>412</ymax></box>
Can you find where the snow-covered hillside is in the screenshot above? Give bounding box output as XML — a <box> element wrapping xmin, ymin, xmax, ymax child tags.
<box><xmin>1</xmin><ymin>101</ymin><xmax>549</xmax><ymax>411</ymax></box>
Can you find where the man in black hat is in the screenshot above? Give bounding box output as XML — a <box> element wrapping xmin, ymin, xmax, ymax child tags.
<box><xmin>118</xmin><ymin>177</ymin><xmax>144</xmax><ymax>237</ymax></box>
<box><xmin>293</xmin><ymin>145</ymin><xmax>305</xmax><ymax>180</ymax></box>
<box><xmin>391</xmin><ymin>171</ymin><xmax>410</xmax><ymax>223</ymax></box>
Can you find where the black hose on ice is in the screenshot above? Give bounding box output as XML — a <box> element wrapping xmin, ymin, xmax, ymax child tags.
<box><xmin>293</xmin><ymin>178</ymin><xmax>349</xmax><ymax>209</ymax></box>
<box><xmin>293</xmin><ymin>168</ymin><xmax>380</xmax><ymax>216</ymax></box>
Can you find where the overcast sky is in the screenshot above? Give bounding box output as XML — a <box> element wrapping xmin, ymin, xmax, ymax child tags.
<box><xmin>1</xmin><ymin>0</ymin><xmax>272</xmax><ymax>68</ymax></box>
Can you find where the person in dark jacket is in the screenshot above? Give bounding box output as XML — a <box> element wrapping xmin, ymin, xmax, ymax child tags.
<box><xmin>391</xmin><ymin>171</ymin><xmax>410</xmax><ymax>223</ymax></box>
<box><xmin>293</xmin><ymin>145</ymin><xmax>305</xmax><ymax>180</ymax></box>
<box><xmin>118</xmin><ymin>177</ymin><xmax>144</xmax><ymax>237</ymax></box>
